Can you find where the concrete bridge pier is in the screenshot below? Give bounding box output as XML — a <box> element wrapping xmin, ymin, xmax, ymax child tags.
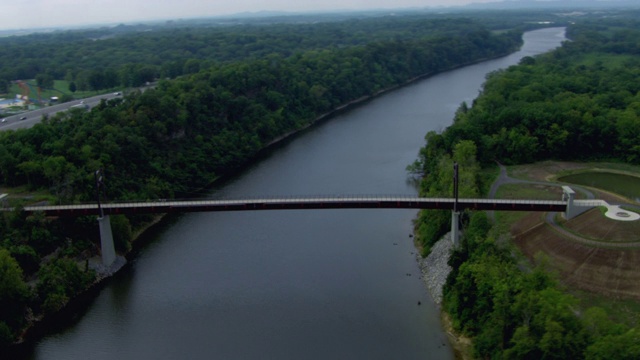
<box><xmin>451</xmin><ymin>211</ymin><xmax>460</xmax><ymax>247</ymax></box>
<box><xmin>98</xmin><ymin>215</ymin><xmax>116</xmax><ymax>267</ymax></box>
<box><xmin>563</xmin><ymin>186</ymin><xmax>597</xmax><ymax>220</ymax></box>
<box><xmin>562</xmin><ymin>186</ymin><xmax>576</xmax><ymax>219</ymax></box>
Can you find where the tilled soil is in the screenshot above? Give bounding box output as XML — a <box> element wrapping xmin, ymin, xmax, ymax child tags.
<box><xmin>512</xmin><ymin>212</ymin><xmax>640</xmax><ymax>300</ymax></box>
<box><xmin>563</xmin><ymin>210</ymin><xmax>640</xmax><ymax>243</ymax></box>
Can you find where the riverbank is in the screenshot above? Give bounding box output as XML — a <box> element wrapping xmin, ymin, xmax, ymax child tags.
<box><xmin>418</xmin><ymin>232</ymin><xmax>453</xmax><ymax>306</ymax></box>
<box><xmin>266</xmin><ymin>49</ymin><xmax>520</xmax><ymax>150</ymax></box>
<box><xmin>418</xmin><ymin>232</ymin><xmax>474</xmax><ymax>359</ymax></box>
<box><xmin>419</xmin><ymin>161</ymin><xmax>640</xmax><ymax>360</ymax></box>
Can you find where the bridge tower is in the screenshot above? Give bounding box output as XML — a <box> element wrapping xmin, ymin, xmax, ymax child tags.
<box><xmin>95</xmin><ymin>169</ymin><xmax>116</xmax><ymax>266</ymax></box>
<box><xmin>562</xmin><ymin>186</ymin><xmax>577</xmax><ymax>219</ymax></box>
<box><xmin>451</xmin><ymin>163</ymin><xmax>460</xmax><ymax>247</ymax></box>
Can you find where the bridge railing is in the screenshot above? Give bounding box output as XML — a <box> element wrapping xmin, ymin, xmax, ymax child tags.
<box><xmin>20</xmin><ymin>194</ymin><xmax>439</xmax><ymax>207</ymax></box>
<box><xmin>7</xmin><ymin>195</ymin><xmax>569</xmax><ymax>215</ymax></box>
<box><xmin>572</xmin><ymin>199</ymin><xmax>608</xmax><ymax>207</ymax></box>
<box><xmin>0</xmin><ymin>191</ymin><xmax>576</xmax><ymax>219</ymax></box>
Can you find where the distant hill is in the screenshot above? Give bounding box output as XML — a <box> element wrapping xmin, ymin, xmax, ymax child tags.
<box><xmin>463</xmin><ymin>0</ymin><xmax>640</xmax><ymax>10</ymax></box>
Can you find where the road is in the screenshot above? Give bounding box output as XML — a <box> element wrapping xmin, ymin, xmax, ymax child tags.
<box><xmin>0</xmin><ymin>91</ymin><xmax>122</xmax><ymax>131</ymax></box>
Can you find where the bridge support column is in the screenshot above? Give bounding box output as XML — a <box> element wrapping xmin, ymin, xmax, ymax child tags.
<box><xmin>98</xmin><ymin>216</ymin><xmax>116</xmax><ymax>267</ymax></box>
<box><xmin>562</xmin><ymin>186</ymin><xmax>600</xmax><ymax>219</ymax></box>
<box><xmin>562</xmin><ymin>186</ymin><xmax>576</xmax><ymax>219</ymax></box>
<box><xmin>451</xmin><ymin>211</ymin><xmax>460</xmax><ymax>247</ymax></box>
<box><xmin>451</xmin><ymin>162</ymin><xmax>461</xmax><ymax>247</ymax></box>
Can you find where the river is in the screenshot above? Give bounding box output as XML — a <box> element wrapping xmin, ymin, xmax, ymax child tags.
<box><xmin>26</xmin><ymin>27</ymin><xmax>566</xmax><ymax>360</ymax></box>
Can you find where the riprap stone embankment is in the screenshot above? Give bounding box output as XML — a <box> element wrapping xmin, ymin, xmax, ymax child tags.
<box><xmin>418</xmin><ymin>233</ymin><xmax>453</xmax><ymax>306</ymax></box>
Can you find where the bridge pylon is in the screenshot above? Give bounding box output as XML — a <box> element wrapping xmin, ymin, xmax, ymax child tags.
<box><xmin>451</xmin><ymin>211</ymin><xmax>460</xmax><ymax>247</ymax></box>
<box><xmin>98</xmin><ymin>215</ymin><xmax>116</xmax><ymax>266</ymax></box>
<box><xmin>452</xmin><ymin>163</ymin><xmax>460</xmax><ymax>247</ymax></box>
<box><xmin>95</xmin><ymin>169</ymin><xmax>116</xmax><ymax>266</ymax></box>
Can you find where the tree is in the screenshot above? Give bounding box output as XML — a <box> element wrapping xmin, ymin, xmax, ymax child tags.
<box><xmin>452</xmin><ymin>140</ymin><xmax>480</xmax><ymax>198</ymax></box>
<box><xmin>88</xmin><ymin>70</ymin><xmax>106</xmax><ymax>91</ymax></box>
<box><xmin>9</xmin><ymin>245</ymin><xmax>39</xmax><ymax>276</ymax></box>
<box><xmin>37</xmin><ymin>258</ymin><xmax>94</xmax><ymax>313</ymax></box>
<box><xmin>616</xmin><ymin>109</ymin><xmax>640</xmax><ymax>162</ymax></box>
<box><xmin>505</xmin><ymin>325</ymin><xmax>538</xmax><ymax>359</ymax></box>
<box><xmin>183</xmin><ymin>59</ymin><xmax>201</xmax><ymax>74</ymax></box>
<box><xmin>0</xmin><ymin>79</ymin><xmax>8</xmax><ymax>94</ymax></box>
<box><xmin>545</xmin><ymin>123</ymin><xmax>569</xmax><ymax>155</ymax></box>
<box><xmin>585</xmin><ymin>328</ymin><xmax>640</xmax><ymax>360</ymax></box>
<box><xmin>0</xmin><ymin>248</ymin><xmax>30</xmax><ymax>333</ymax></box>
<box><xmin>110</xmin><ymin>215</ymin><xmax>132</xmax><ymax>253</ymax></box>
<box><xmin>35</xmin><ymin>73</ymin><xmax>55</xmax><ymax>89</ymax></box>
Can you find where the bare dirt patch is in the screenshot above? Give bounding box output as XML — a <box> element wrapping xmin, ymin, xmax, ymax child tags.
<box><xmin>561</xmin><ymin>209</ymin><xmax>640</xmax><ymax>243</ymax></box>
<box><xmin>514</xmin><ymin>219</ymin><xmax>640</xmax><ymax>300</ymax></box>
<box><xmin>511</xmin><ymin>212</ymin><xmax>548</xmax><ymax>236</ymax></box>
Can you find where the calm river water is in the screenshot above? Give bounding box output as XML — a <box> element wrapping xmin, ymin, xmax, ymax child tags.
<box><xmin>27</xmin><ymin>27</ymin><xmax>565</xmax><ymax>360</ymax></box>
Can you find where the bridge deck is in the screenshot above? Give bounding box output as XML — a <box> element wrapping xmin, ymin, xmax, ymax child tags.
<box><xmin>6</xmin><ymin>196</ymin><xmax>568</xmax><ymax>216</ymax></box>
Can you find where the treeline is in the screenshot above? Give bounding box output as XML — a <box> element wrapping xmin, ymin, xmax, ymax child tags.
<box><xmin>0</xmin><ymin>28</ymin><xmax>521</xmax><ymax>196</ymax></box>
<box><xmin>410</xmin><ymin>18</ymin><xmax>640</xmax><ymax>253</ymax></box>
<box><xmin>419</xmin><ymin>21</ymin><xmax>640</xmax><ymax>167</ymax></box>
<box><xmin>0</xmin><ymin>16</ymin><xmax>515</xmax><ymax>92</ymax></box>
<box><xmin>409</xmin><ymin>20</ymin><xmax>640</xmax><ymax>358</ymax></box>
<box><xmin>0</xmin><ymin>20</ymin><xmax>522</xmax><ymax>346</ymax></box>
<box><xmin>448</xmin><ymin>209</ymin><xmax>640</xmax><ymax>359</ymax></box>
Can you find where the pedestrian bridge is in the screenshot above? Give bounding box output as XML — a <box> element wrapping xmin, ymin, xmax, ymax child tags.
<box><xmin>2</xmin><ymin>187</ymin><xmax>600</xmax><ymax>267</ymax></box>
<box><xmin>15</xmin><ymin>195</ymin><xmax>574</xmax><ymax>216</ymax></box>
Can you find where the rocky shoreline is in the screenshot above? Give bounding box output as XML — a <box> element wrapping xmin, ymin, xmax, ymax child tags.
<box><xmin>418</xmin><ymin>233</ymin><xmax>454</xmax><ymax>306</ymax></box>
<box><xmin>417</xmin><ymin>233</ymin><xmax>474</xmax><ymax>359</ymax></box>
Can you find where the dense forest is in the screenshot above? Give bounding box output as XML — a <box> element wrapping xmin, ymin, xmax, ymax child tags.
<box><xmin>0</xmin><ymin>14</ymin><xmax>524</xmax><ymax>347</ymax></box>
<box><xmin>0</xmin><ymin>15</ymin><xmax>528</xmax><ymax>94</ymax></box>
<box><xmin>409</xmin><ymin>18</ymin><xmax>640</xmax><ymax>359</ymax></box>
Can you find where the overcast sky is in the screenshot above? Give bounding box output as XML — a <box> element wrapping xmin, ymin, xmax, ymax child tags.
<box><xmin>1</xmin><ymin>0</ymin><xmax>503</xmax><ymax>31</ymax></box>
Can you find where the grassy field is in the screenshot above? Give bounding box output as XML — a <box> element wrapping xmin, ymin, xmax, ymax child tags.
<box><xmin>478</xmin><ymin>164</ymin><xmax>499</xmax><ymax>196</ymax></box>
<box><xmin>489</xmin><ymin>183</ymin><xmax>561</xmax><ymax>236</ymax></box>
<box><xmin>6</xmin><ymin>79</ymin><xmax>100</xmax><ymax>102</ymax></box>
<box><xmin>1</xmin><ymin>184</ymin><xmax>58</xmax><ymax>207</ymax></box>
<box><xmin>570</xmin><ymin>289</ymin><xmax>640</xmax><ymax>328</ymax></box>
<box><xmin>496</xmin><ymin>182</ymin><xmax>564</xmax><ymax>200</ymax></box>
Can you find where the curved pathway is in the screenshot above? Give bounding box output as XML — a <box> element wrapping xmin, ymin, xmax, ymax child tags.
<box><xmin>489</xmin><ymin>163</ymin><xmax>640</xmax><ymax>248</ymax></box>
<box><xmin>489</xmin><ymin>163</ymin><xmax>595</xmax><ymax>199</ymax></box>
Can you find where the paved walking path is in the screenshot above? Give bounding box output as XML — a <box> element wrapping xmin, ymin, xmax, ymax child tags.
<box><xmin>489</xmin><ymin>163</ymin><xmax>640</xmax><ymax>248</ymax></box>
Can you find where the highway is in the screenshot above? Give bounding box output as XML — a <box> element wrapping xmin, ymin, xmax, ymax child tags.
<box><xmin>0</xmin><ymin>92</ymin><xmax>122</xmax><ymax>131</ymax></box>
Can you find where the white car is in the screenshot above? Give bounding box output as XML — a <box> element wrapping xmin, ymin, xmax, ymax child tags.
<box><xmin>1</xmin><ymin>118</ymin><xmax>6</xmax><ymax>123</ymax></box>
